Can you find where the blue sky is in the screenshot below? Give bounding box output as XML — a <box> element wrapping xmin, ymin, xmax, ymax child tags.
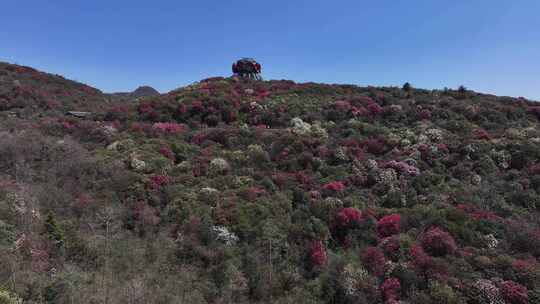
<box><xmin>1</xmin><ymin>1</ymin><xmax>539</xmax><ymax>99</ymax></box>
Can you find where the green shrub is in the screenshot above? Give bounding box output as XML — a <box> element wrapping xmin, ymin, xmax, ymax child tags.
<box><xmin>0</xmin><ymin>289</ymin><xmax>21</xmax><ymax>304</ymax></box>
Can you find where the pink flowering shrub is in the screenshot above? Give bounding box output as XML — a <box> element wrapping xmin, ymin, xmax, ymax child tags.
<box><xmin>137</xmin><ymin>102</ymin><xmax>159</xmax><ymax>121</ymax></box>
<box><xmin>152</xmin><ymin>122</ymin><xmax>183</xmax><ymax>134</ymax></box>
<box><xmin>361</xmin><ymin>246</ymin><xmax>386</xmax><ymax>276</ymax></box>
<box><xmin>159</xmin><ymin>146</ymin><xmax>174</xmax><ymax>160</ymax></box>
<box><xmin>309</xmin><ymin>240</ymin><xmax>327</xmax><ymax>267</ymax></box>
<box><xmin>455</xmin><ymin>204</ymin><xmax>501</xmax><ymax>222</ymax></box>
<box><xmin>385</xmin><ymin>160</ymin><xmax>421</xmax><ymax>176</ymax></box>
<box><xmin>190</xmin><ymin>100</ymin><xmax>205</xmax><ymax>113</ymax></box>
<box><xmin>420</xmin><ymin>227</ymin><xmax>457</xmax><ymax>257</ymax></box>
<box><xmin>149</xmin><ymin>175</ymin><xmax>170</xmax><ymax>191</ymax></box>
<box><xmin>381</xmin><ymin>278</ymin><xmax>401</xmax><ymax>303</ymax></box>
<box><xmin>410</xmin><ymin>244</ymin><xmax>433</xmax><ymax>272</ymax></box>
<box><xmin>351</xmin><ymin>106</ymin><xmax>368</xmax><ymax>117</ymax></box>
<box><xmin>335</xmin><ymin>207</ymin><xmax>362</xmax><ymax>230</ymax></box>
<box><xmin>334</xmin><ymin>100</ymin><xmax>352</xmax><ymax>112</ymax></box>
<box><xmin>129</xmin><ymin>122</ymin><xmax>152</xmax><ymax>134</ymax></box>
<box><xmin>417</xmin><ymin>109</ymin><xmax>431</xmax><ymax>120</ymax></box>
<box><xmin>500</xmin><ymin>281</ymin><xmax>528</xmax><ymax>304</ymax></box>
<box><xmin>377</xmin><ymin>214</ymin><xmax>401</xmax><ymax>238</ymax></box>
<box><xmin>367</xmin><ymin>102</ymin><xmax>383</xmax><ymax>116</ymax></box>
<box><xmin>513</xmin><ymin>259</ymin><xmax>535</xmax><ymax>274</ymax></box>
<box><xmin>321</xmin><ymin>181</ymin><xmax>346</xmax><ymax>195</ymax></box>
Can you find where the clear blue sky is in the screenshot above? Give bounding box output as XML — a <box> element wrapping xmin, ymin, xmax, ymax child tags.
<box><xmin>1</xmin><ymin>1</ymin><xmax>539</xmax><ymax>99</ymax></box>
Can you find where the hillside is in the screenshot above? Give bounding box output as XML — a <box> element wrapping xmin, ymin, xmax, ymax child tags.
<box><xmin>2</xmin><ymin>63</ymin><xmax>540</xmax><ymax>303</ymax></box>
<box><xmin>0</xmin><ymin>62</ymin><xmax>108</xmax><ymax>116</ymax></box>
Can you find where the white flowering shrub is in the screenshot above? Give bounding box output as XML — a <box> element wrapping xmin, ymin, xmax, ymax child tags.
<box><xmin>290</xmin><ymin>117</ymin><xmax>312</xmax><ymax>135</ymax></box>
<box><xmin>473</xmin><ymin>279</ymin><xmax>504</xmax><ymax>304</ymax></box>
<box><xmin>212</xmin><ymin>226</ymin><xmax>239</xmax><ymax>245</ymax></box>
<box><xmin>209</xmin><ymin>158</ymin><xmax>230</xmax><ymax>175</ymax></box>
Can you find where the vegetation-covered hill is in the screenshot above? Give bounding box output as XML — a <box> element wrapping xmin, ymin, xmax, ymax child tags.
<box><xmin>0</xmin><ymin>62</ymin><xmax>107</xmax><ymax>116</ymax></box>
<box><xmin>1</xmin><ymin>62</ymin><xmax>540</xmax><ymax>303</ymax></box>
<box><xmin>108</xmin><ymin>86</ymin><xmax>160</xmax><ymax>102</ymax></box>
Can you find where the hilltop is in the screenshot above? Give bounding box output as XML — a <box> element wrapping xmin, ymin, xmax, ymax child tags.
<box><xmin>1</xmin><ymin>62</ymin><xmax>540</xmax><ymax>303</ymax></box>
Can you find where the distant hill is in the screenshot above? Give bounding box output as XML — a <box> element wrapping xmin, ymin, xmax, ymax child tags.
<box><xmin>108</xmin><ymin>85</ymin><xmax>160</xmax><ymax>101</ymax></box>
<box><xmin>2</xmin><ymin>61</ymin><xmax>540</xmax><ymax>303</ymax></box>
<box><xmin>132</xmin><ymin>85</ymin><xmax>160</xmax><ymax>98</ymax></box>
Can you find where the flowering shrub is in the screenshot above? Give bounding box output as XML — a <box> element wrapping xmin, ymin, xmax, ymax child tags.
<box><xmin>334</xmin><ymin>100</ymin><xmax>352</xmax><ymax>112</ymax></box>
<box><xmin>512</xmin><ymin>259</ymin><xmax>534</xmax><ymax>273</ymax></box>
<box><xmin>335</xmin><ymin>207</ymin><xmax>362</xmax><ymax>230</ymax></box>
<box><xmin>149</xmin><ymin>175</ymin><xmax>170</xmax><ymax>191</ymax></box>
<box><xmin>138</xmin><ymin>102</ymin><xmax>157</xmax><ymax>117</ymax></box>
<box><xmin>381</xmin><ymin>278</ymin><xmax>401</xmax><ymax>303</ymax></box>
<box><xmin>456</xmin><ymin>204</ymin><xmax>501</xmax><ymax>222</ymax></box>
<box><xmin>362</xmin><ymin>137</ymin><xmax>387</xmax><ymax>155</ymax></box>
<box><xmin>361</xmin><ymin>246</ymin><xmax>386</xmax><ymax>276</ymax></box>
<box><xmin>152</xmin><ymin>122</ymin><xmax>183</xmax><ymax>134</ymax></box>
<box><xmin>212</xmin><ymin>226</ymin><xmax>239</xmax><ymax>245</ymax></box>
<box><xmin>367</xmin><ymin>102</ymin><xmax>383</xmax><ymax>116</ymax></box>
<box><xmin>420</xmin><ymin>227</ymin><xmax>457</xmax><ymax>257</ymax></box>
<box><xmin>377</xmin><ymin>214</ymin><xmax>400</xmax><ymax>238</ymax></box>
<box><xmin>209</xmin><ymin>157</ymin><xmax>230</xmax><ymax>175</ymax></box>
<box><xmin>351</xmin><ymin>106</ymin><xmax>368</xmax><ymax>117</ymax></box>
<box><xmin>385</xmin><ymin>160</ymin><xmax>421</xmax><ymax>176</ymax></box>
<box><xmin>158</xmin><ymin>146</ymin><xmax>174</xmax><ymax>159</ymax></box>
<box><xmin>410</xmin><ymin>244</ymin><xmax>433</xmax><ymax>272</ymax></box>
<box><xmin>417</xmin><ymin>109</ymin><xmax>431</xmax><ymax>120</ymax></box>
<box><xmin>473</xmin><ymin>279</ymin><xmax>504</xmax><ymax>304</ymax></box>
<box><xmin>321</xmin><ymin>181</ymin><xmax>346</xmax><ymax>193</ymax></box>
<box><xmin>309</xmin><ymin>240</ymin><xmax>327</xmax><ymax>267</ymax></box>
<box><xmin>500</xmin><ymin>281</ymin><xmax>528</xmax><ymax>304</ymax></box>
<box><xmin>0</xmin><ymin>288</ymin><xmax>22</xmax><ymax>304</ymax></box>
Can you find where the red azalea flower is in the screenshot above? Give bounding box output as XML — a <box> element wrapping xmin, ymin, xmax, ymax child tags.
<box><xmin>377</xmin><ymin>214</ymin><xmax>401</xmax><ymax>238</ymax></box>
<box><xmin>322</xmin><ymin>181</ymin><xmax>346</xmax><ymax>192</ymax></box>
<box><xmin>381</xmin><ymin>278</ymin><xmax>401</xmax><ymax>302</ymax></box>
<box><xmin>335</xmin><ymin>207</ymin><xmax>362</xmax><ymax>229</ymax></box>
<box><xmin>500</xmin><ymin>281</ymin><xmax>528</xmax><ymax>304</ymax></box>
